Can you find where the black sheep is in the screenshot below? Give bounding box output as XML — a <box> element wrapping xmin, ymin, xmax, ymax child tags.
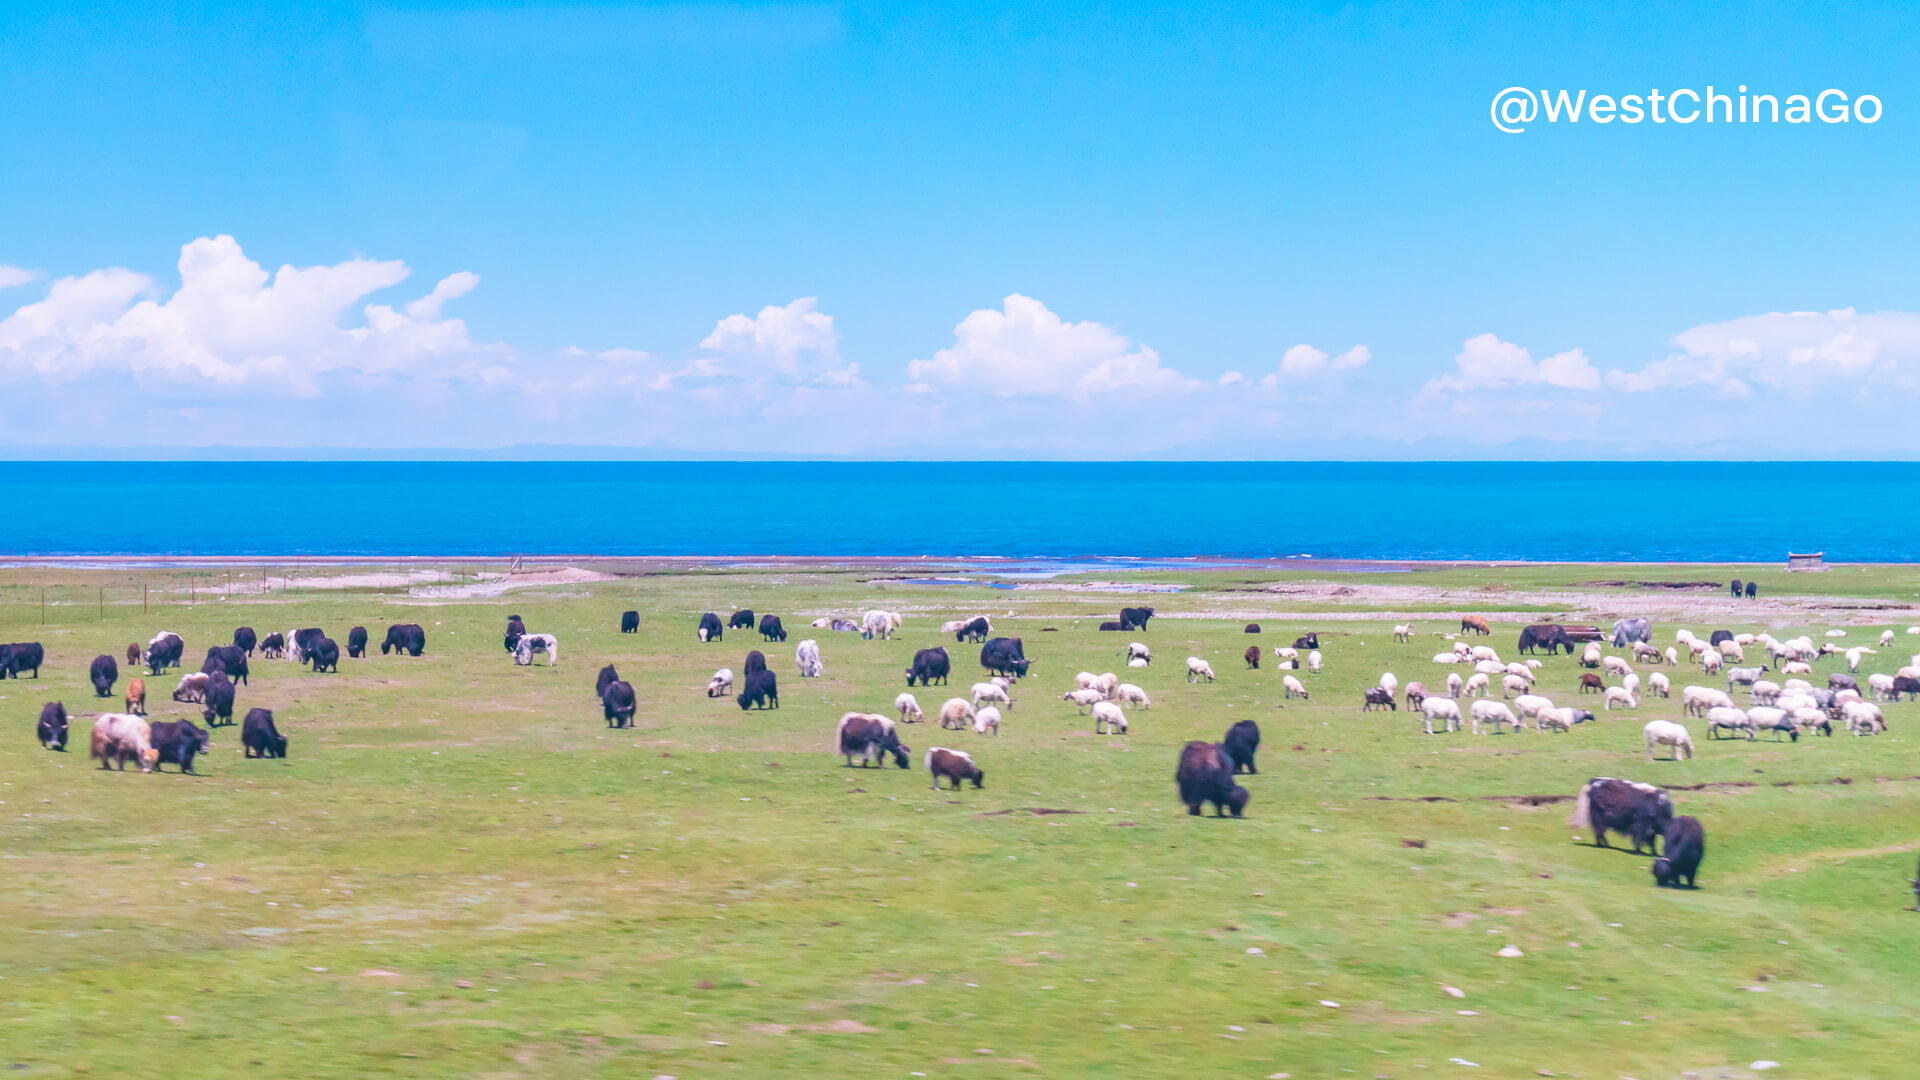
<box><xmin>1175</xmin><ymin>741</ymin><xmax>1247</xmax><ymax>817</ymax></box>
<box><xmin>1222</xmin><ymin>720</ymin><xmax>1260</xmax><ymax>774</ymax></box>
<box><xmin>90</xmin><ymin>654</ymin><xmax>119</xmax><ymax>697</ymax></box>
<box><xmin>1652</xmin><ymin>815</ymin><xmax>1705</xmax><ymax>888</ymax></box>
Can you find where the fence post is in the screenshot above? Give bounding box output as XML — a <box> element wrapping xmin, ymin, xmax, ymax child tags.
<box><xmin>100</xmin><ymin>586</ymin><xmax>104</xmax><ymax>621</ymax></box>
<box><xmin>41</xmin><ymin>587</ymin><xmax>46</xmax><ymax>625</ymax></box>
<box><xmin>143</xmin><ymin>583</ymin><xmax>148</xmax><ymax>614</ymax></box>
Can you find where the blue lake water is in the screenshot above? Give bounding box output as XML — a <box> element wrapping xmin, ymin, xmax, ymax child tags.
<box><xmin>3</xmin><ymin>461</ymin><xmax>1915</xmax><ymax>560</ymax></box>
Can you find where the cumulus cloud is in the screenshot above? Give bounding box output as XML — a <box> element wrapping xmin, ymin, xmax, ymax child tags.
<box><xmin>697</xmin><ymin>296</ymin><xmax>854</xmax><ymax>384</ymax></box>
<box><xmin>0</xmin><ymin>235</ymin><xmax>497</xmax><ymax>395</ymax></box>
<box><xmin>1423</xmin><ymin>333</ymin><xmax>1602</xmax><ymax>395</ymax></box>
<box><xmin>906</xmin><ymin>293</ymin><xmax>1194</xmax><ymax>399</ymax></box>
<box><xmin>1276</xmin><ymin>343</ymin><xmax>1369</xmax><ymax>378</ymax></box>
<box><xmin>0</xmin><ymin>265</ymin><xmax>38</xmax><ymax>290</ymax></box>
<box><xmin>1606</xmin><ymin>308</ymin><xmax>1920</xmax><ymax>398</ymax></box>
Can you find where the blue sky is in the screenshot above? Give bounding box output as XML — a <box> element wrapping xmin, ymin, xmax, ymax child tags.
<box><xmin>2</xmin><ymin>1</ymin><xmax>1917</xmax><ymax>456</ymax></box>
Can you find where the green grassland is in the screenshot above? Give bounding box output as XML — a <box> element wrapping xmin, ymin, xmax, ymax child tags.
<box><xmin>2</xmin><ymin>563</ymin><xmax>1917</xmax><ymax>1078</ymax></box>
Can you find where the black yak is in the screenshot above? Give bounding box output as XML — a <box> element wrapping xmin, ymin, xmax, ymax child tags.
<box><xmin>698</xmin><ymin>612</ymin><xmax>723</xmax><ymax>642</ymax></box>
<box><xmin>149</xmin><ymin>719</ymin><xmax>212</xmax><ymax>775</ymax></box>
<box><xmin>906</xmin><ymin>647</ymin><xmax>950</xmax><ymax>686</ymax></box>
<box><xmin>37</xmin><ymin>701</ymin><xmax>68</xmax><ymax>750</ymax></box>
<box><xmin>381</xmin><ymin>624</ymin><xmax>426</xmax><ymax>656</ymax></box>
<box><xmin>90</xmin><ymin>654</ymin><xmax>119</xmax><ymax>697</ymax></box>
<box><xmin>1568</xmin><ymin>776</ymin><xmax>1672</xmax><ymax>855</ymax></box>
<box><xmin>602</xmin><ymin>680</ymin><xmax>637</xmax><ymax>727</ymax></box>
<box><xmin>347</xmin><ymin>626</ymin><xmax>369</xmax><ymax>658</ymax></box>
<box><xmin>736</xmin><ymin>669</ymin><xmax>778</xmax><ymax>710</ymax></box>
<box><xmin>1222</xmin><ymin>720</ymin><xmax>1260</xmax><ymax>774</ymax></box>
<box><xmin>1653</xmin><ymin>815</ymin><xmax>1705</xmax><ymax>888</ymax></box>
<box><xmin>1176</xmin><ymin>741</ymin><xmax>1247</xmax><ymax>817</ymax></box>
<box><xmin>621</xmin><ymin>610</ymin><xmax>640</xmax><ymax>633</ymax></box>
<box><xmin>242</xmin><ymin>708</ymin><xmax>288</xmax><ymax>758</ymax></box>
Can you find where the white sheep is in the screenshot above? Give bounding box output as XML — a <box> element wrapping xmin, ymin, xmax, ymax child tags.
<box><xmin>1394</xmin><ymin>624</ymin><xmax>1413</xmax><ymax>642</ymax></box>
<box><xmin>1747</xmin><ymin>706</ymin><xmax>1795</xmax><ymax>740</ymax></box>
<box><xmin>1446</xmin><ymin>671</ymin><xmax>1463</xmax><ymax>698</ymax></box>
<box><xmin>1115</xmin><ymin>683</ymin><xmax>1151</xmax><ymax>709</ymax></box>
<box><xmin>1061</xmin><ymin>688</ymin><xmax>1107</xmax><ymax>713</ymax></box>
<box><xmin>1282</xmin><ymin>674</ymin><xmax>1310</xmax><ymax>699</ymax></box>
<box><xmin>1128</xmin><ymin>655</ymin><xmax>1150</xmax><ymax>668</ymax></box>
<box><xmin>1420</xmin><ymin>696</ymin><xmax>1463</xmax><ymax>735</ymax></box>
<box><xmin>1525</xmin><ymin>658</ymin><xmax>1542</xmax><ymax>670</ymax></box>
<box><xmin>1091</xmin><ymin>700</ymin><xmax>1128</xmax><ymax>734</ymax></box>
<box><xmin>1842</xmin><ymin>700</ymin><xmax>1885</xmax><ymax>734</ymax></box>
<box><xmin>1747</xmin><ymin>678</ymin><xmax>1780</xmax><ymax>704</ymax></box>
<box><xmin>1470</xmin><ymin>699</ymin><xmax>1518</xmax><ymax>734</ymax></box>
<box><xmin>1463</xmin><ymin>672</ymin><xmax>1491</xmax><ymax>698</ymax></box>
<box><xmin>1186</xmin><ymin>657</ymin><xmax>1215</xmax><ymax>683</ymax></box>
<box><xmin>1781</xmin><ymin>660</ymin><xmax>1813</xmax><ymax>676</ymax></box>
<box><xmin>1632</xmin><ymin>642</ymin><xmax>1663</xmax><ymax>664</ymax></box>
<box><xmin>1308</xmin><ymin>650</ymin><xmax>1323</xmax><ymax>674</ymax></box>
<box><xmin>1126</xmin><ymin>642</ymin><xmax>1151</xmax><ymax>664</ymax></box>
<box><xmin>1094</xmin><ymin>672</ymin><xmax>1121</xmax><ymax>699</ymax></box>
<box><xmin>895</xmin><ymin>692</ymin><xmax>924</xmax><ymax>724</ymax></box>
<box><xmin>971</xmin><ymin>682</ymin><xmax>1010</xmax><ymax>711</ymax></box>
<box><xmin>1473</xmin><ymin>660</ymin><xmax>1505</xmax><ymax>675</ymax></box>
<box><xmin>1452</xmin><ymin>641</ymin><xmax>1473</xmax><ymax>658</ymax></box>
<box><xmin>1603</xmin><ymin>655</ymin><xmax>1633</xmax><ymax>677</ymax></box>
<box><xmin>1721</xmin><ymin>640</ymin><xmax>1746</xmax><ymax>662</ymax></box>
<box><xmin>1648</xmin><ymin>672</ymin><xmax>1670</xmax><ymax>697</ymax></box>
<box><xmin>1504</xmin><ymin>662</ymin><xmax>1532</xmax><ymax>681</ymax></box>
<box><xmin>1604</xmin><ymin>686</ymin><xmax>1638</xmax><ymax>710</ymax></box>
<box><xmin>1581</xmin><ymin>642</ymin><xmax>1603</xmax><ymax>667</ymax></box>
<box><xmin>1471</xmin><ymin>645</ymin><xmax>1499</xmax><ymax>663</ymax></box>
<box><xmin>1622</xmin><ymin>672</ymin><xmax>1640</xmax><ymax>697</ymax></box>
<box><xmin>972</xmin><ymin>705</ymin><xmax>1001</xmax><ymax>736</ymax></box>
<box><xmin>1513</xmin><ymin>694</ymin><xmax>1555</xmax><ymax>724</ymax></box>
<box><xmin>1782</xmin><ymin>677</ymin><xmax>1814</xmax><ymax>693</ymax></box>
<box><xmin>1380</xmin><ymin>671</ymin><xmax>1399</xmax><ymax>695</ymax></box>
<box><xmin>1705</xmin><ymin>706</ymin><xmax>1754</xmax><ymax>741</ymax></box>
<box><xmin>1275</xmin><ymin>647</ymin><xmax>1299</xmax><ymax>663</ymax></box>
<box><xmin>1431</xmin><ymin>652</ymin><xmax>1463</xmax><ymax>664</ymax></box>
<box><xmin>1868</xmin><ymin>673</ymin><xmax>1896</xmax><ymax>701</ymax></box>
<box><xmin>1644</xmin><ymin>719</ymin><xmax>1695</xmax><ymax>760</ymax></box>
<box><xmin>1681</xmin><ymin>684</ymin><xmax>1734</xmax><ymax>717</ymax></box>
<box><xmin>1501</xmin><ymin>673</ymin><xmax>1532</xmax><ymax>698</ymax></box>
<box><xmin>705</xmin><ymin>668</ymin><xmax>734</xmax><ymax>698</ymax></box>
<box><xmin>1846</xmin><ymin>647</ymin><xmax>1874</xmax><ymax>672</ymax></box>
<box><xmin>1701</xmin><ymin>649</ymin><xmax>1723</xmax><ymax>675</ymax></box>
<box><xmin>1536</xmin><ymin>709</ymin><xmax>1573</xmax><ymax>734</ymax></box>
<box><xmin>1664</xmin><ymin>646</ymin><xmax>1679</xmax><ymax>666</ymax></box>
<box><xmin>1074</xmin><ymin>671</ymin><xmax>1100</xmax><ymax>691</ymax></box>
<box><xmin>938</xmin><ymin>698</ymin><xmax>975</xmax><ymax>729</ymax></box>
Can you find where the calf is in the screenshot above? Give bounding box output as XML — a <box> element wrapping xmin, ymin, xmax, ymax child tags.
<box><xmin>90</xmin><ymin>654</ymin><xmax>119</xmax><ymax>697</ymax></box>
<box><xmin>347</xmin><ymin>626</ymin><xmax>369</xmax><ymax>658</ymax></box>
<box><xmin>838</xmin><ymin>713</ymin><xmax>911</xmax><ymax>768</ymax></box>
<box><xmin>241</xmin><ymin>708</ymin><xmax>288</xmax><ymax>758</ymax></box>
<box><xmin>125</xmin><ymin>677</ymin><xmax>146</xmax><ymax>715</ymax></box>
<box><xmin>90</xmin><ymin>713</ymin><xmax>158</xmax><ymax>773</ymax></box>
<box><xmin>926</xmin><ymin>747</ymin><xmax>984</xmax><ymax>790</ymax></box>
<box><xmin>1652</xmin><ymin>815</ymin><xmax>1705</xmax><ymax>888</ymax></box>
<box><xmin>37</xmin><ymin>701</ymin><xmax>67</xmax><ymax>751</ymax></box>
<box><xmin>1175</xmin><ymin>741</ymin><xmax>1247</xmax><ymax>817</ymax></box>
<box><xmin>759</xmin><ymin>614</ymin><xmax>787</xmax><ymax>642</ymax></box>
<box><xmin>1097</xmin><ymin>621</ymin><xmax>1122</xmax><ymax>631</ymax></box>
<box><xmin>1222</xmin><ymin>720</ymin><xmax>1260</xmax><ymax>774</ymax></box>
<box><xmin>173</xmin><ymin>671</ymin><xmax>211</xmax><ymax>703</ymax></box>
<box><xmin>202</xmin><ymin>672</ymin><xmax>236</xmax><ymax>727</ymax></box>
<box><xmin>149</xmin><ymin>719</ymin><xmax>212</xmax><ymax>774</ymax></box>
<box><xmin>603</xmin><ymin>681</ymin><xmax>637</xmax><ymax>728</ymax></box>
<box><xmin>127</xmin><ymin>642</ymin><xmax>142</xmax><ymax>665</ymax></box>
<box><xmin>381</xmin><ymin>624</ymin><xmax>426</xmax><ymax>657</ymax></box>
<box><xmin>1244</xmin><ymin>645</ymin><xmax>1260</xmax><ymax>669</ymax></box>
<box><xmin>621</xmin><ymin>610</ymin><xmax>641</xmax><ymax>633</ymax></box>
<box><xmin>697</xmin><ymin>612</ymin><xmax>724</xmax><ymax>642</ymax></box>
<box><xmin>736</xmin><ymin>669</ymin><xmax>779</xmax><ymax>710</ymax></box>
<box><xmin>307</xmin><ymin>637</ymin><xmax>341</xmax><ymax>673</ymax></box>
<box><xmin>905</xmin><ymin>646</ymin><xmax>950</xmax><ymax>686</ymax></box>
<box><xmin>1568</xmin><ymin>776</ymin><xmax>1673</xmax><ymax>854</ymax></box>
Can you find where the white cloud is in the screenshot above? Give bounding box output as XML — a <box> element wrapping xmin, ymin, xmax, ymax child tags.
<box><xmin>404</xmin><ymin>271</ymin><xmax>480</xmax><ymax>320</ymax></box>
<box><xmin>1606</xmin><ymin>308</ymin><xmax>1920</xmax><ymax>398</ymax></box>
<box><xmin>0</xmin><ymin>265</ymin><xmax>39</xmax><ymax>290</ymax></box>
<box><xmin>697</xmin><ymin>296</ymin><xmax>854</xmax><ymax>384</ymax></box>
<box><xmin>1423</xmin><ymin>333</ymin><xmax>1602</xmax><ymax>395</ymax></box>
<box><xmin>906</xmin><ymin>293</ymin><xmax>1193</xmax><ymax>399</ymax></box>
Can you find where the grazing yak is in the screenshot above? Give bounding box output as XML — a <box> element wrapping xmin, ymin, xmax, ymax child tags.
<box><xmin>759</xmin><ymin>614</ymin><xmax>787</xmax><ymax>642</ymax></box>
<box><xmin>621</xmin><ymin>610</ymin><xmax>640</xmax><ymax>634</ymax></box>
<box><xmin>1569</xmin><ymin>776</ymin><xmax>1673</xmax><ymax>854</ymax></box>
<box><xmin>1176</xmin><ymin>741</ymin><xmax>1247</xmax><ymax>817</ymax></box>
<box><xmin>90</xmin><ymin>713</ymin><xmax>158</xmax><ymax>773</ymax></box>
<box><xmin>597</xmin><ymin>664</ymin><xmax>621</xmax><ymax>701</ymax></box>
<box><xmin>126</xmin><ymin>642</ymin><xmax>142</xmax><ymax>665</ymax></box>
<box><xmin>242</xmin><ymin>708</ymin><xmax>288</xmax><ymax>758</ymax></box>
<box><xmin>1460</xmin><ymin>615</ymin><xmax>1490</xmax><ymax>636</ymax></box>
<box><xmin>603</xmin><ymin>681</ymin><xmax>637</xmax><ymax>728</ymax></box>
<box><xmin>906</xmin><ymin>646</ymin><xmax>951</xmax><ymax>687</ymax></box>
<box><xmin>1730</xmin><ymin>578</ymin><xmax>1744</xmax><ymax>599</ymax></box>
<box><xmin>202</xmin><ymin>672</ymin><xmax>236</xmax><ymax>727</ymax></box>
<box><xmin>743</xmin><ymin>650</ymin><xmax>768</xmax><ymax>679</ymax></box>
<box><xmin>0</xmin><ymin>642</ymin><xmax>45</xmax><ymax>678</ymax></box>
<box><xmin>1611</xmin><ymin>617</ymin><xmax>1653</xmax><ymax>647</ymax></box>
<box><xmin>1746</xmin><ymin>581</ymin><xmax>1758</xmax><ymax>599</ymax></box>
<box><xmin>697</xmin><ymin>612</ymin><xmax>724</xmax><ymax>642</ymax></box>
<box><xmin>149</xmin><ymin>719</ymin><xmax>212</xmax><ymax>774</ymax></box>
<box><xmin>737</xmin><ymin>669</ymin><xmax>779</xmax><ymax>710</ymax></box>
<box><xmin>979</xmin><ymin>638</ymin><xmax>1032</xmax><ymax>678</ymax></box>
<box><xmin>233</xmin><ymin>626</ymin><xmax>257</xmax><ymax>655</ymax></box>
<box><xmin>381</xmin><ymin>624</ymin><xmax>426</xmax><ymax>657</ymax></box>
<box><xmin>504</xmin><ymin>616</ymin><xmax>526</xmax><ymax>653</ymax></box>
<box><xmin>90</xmin><ymin>654</ymin><xmax>119</xmax><ymax>697</ymax></box>
<box><xmin>347</xmin><ymin>626</ymin><xmax>369</xmax><ymax>658</ymax></box>
<box><xmin>144</xmin><ymin>632</ymin><xmax>184</xmax><ymax>674</ymax></box>
<box><xmin>260</xmin><ymin>632</ymin><xmax>285</xmax><ymax>658</ymax></box>
<box><xmin>287</xmin><ymin>628</ymin><xmax>326</xmax><ymax>663</ymax></box>
<box><xmin>125</xmin><ymin>677</ymin><xmax>146</xmax><ymax>715</ymax></box>
<box><xmin>514</xmin><ymin>634</ymin><xmax>558</xmax><ymax>666</ymax></box>
<box><xmin>926</xmin><ymin>747</ymin><xmax>984</xmax><ymax>791</ymax></box>
<box><xmin>954</xmin><ymin>616</ymin><xmax>992</xmax><ymax>643</ymax></box>
<box><xmin>1119</xmin><ymin>606</ymin><xmax>1155</xmax><ymax>631</ymax></box>
<box><xmin>795</xmin><ymin>640</ymin><xmax>824</xmax><ymax>678</ymax></box>
<box><xmin>837</xmin><ymin>713</ymin><xmax>911</xmax><ymax>769</ymax></box>
<box><xmin>1223</xmin><ymin>720</ymin><xmax>1260</xmax><ymax>774</ymax></box>
<box><xmin>1653</xmin><ymin>815</ymin><xmax>1705</xmax><ymax>888</ymax></box>
<box><xmin>37</xmin><ymin>701</ymin><xmax>68</xmax><ymax>751</ymax></box>
<box><xmin>728</xmin><ymin>609</ymin><xmax>756</xmax><ymax>631</ymax></box>
<box><xmin>205</xmin><ymin>644</ymin><xmax>249</xmax><ymax>685</ymax></box>
<box><xmin>307</xmin><ymin>637</ymin><xmax>341</xmax><ymax>673</ymax></box>
<box><xmin>173</xmin><ymin>672</ymin><xmax>210</xmax><ymax>703</ymax></box>
<box><xmin>1244</xmin><ymin>623</ymin><xmax>1261</xmax><ymax>633</ymax></box>
<box><xmin>1244</xmin><ymin>645</ymin><xmax>1260</xmax><ymax>669</ymax></box>
<box><xmin>1098</xmin><ymin>621</ymin><xmax>1122</xmax><ymax>631</ymax></box>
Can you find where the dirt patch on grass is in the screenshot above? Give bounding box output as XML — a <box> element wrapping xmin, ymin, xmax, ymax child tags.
<box><xmin>978</xmin><ymin>807</ymin><xmax>1086</xmax><ymax>817</ymax></box>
